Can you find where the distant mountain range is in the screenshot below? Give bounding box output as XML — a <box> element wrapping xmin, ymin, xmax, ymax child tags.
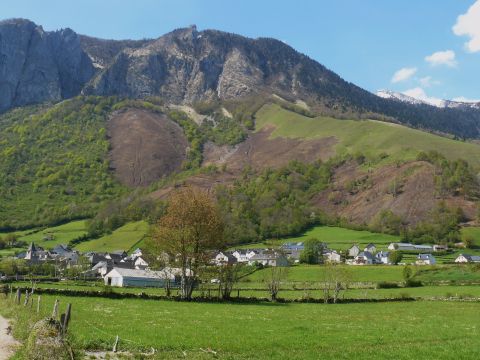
<box><xmin>1</xmin><ymin>18</ymin><xmax>480</xmax><ymax>138</ymax></box>
<box><xmin>376</xmin><ymin>89</ymin><xmax>480</xmax><ymax>110</ymax></box>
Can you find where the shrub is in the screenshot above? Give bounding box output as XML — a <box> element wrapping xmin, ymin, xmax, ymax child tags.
<box><xmin>376</xmin><ymin>282</ymin><xmax>399</xmax><ymax>289</ymax></box>
<box><xmin>404</xmin><ymin>279</ymin><xmax>423</xmax><ymax>288</ymax></box>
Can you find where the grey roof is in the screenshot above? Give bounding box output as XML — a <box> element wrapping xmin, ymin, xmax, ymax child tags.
<box><xmin>356</xmin><ymin>251</ymin><xmax>374</xmax><ymax>260</ymax></box>
<box><xmin>417</xmin><ymin>253</ymin><xmax>434</xmax><ymax>260</ymax></box>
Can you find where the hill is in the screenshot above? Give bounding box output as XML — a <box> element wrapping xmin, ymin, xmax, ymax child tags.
<box><xmin>1</xmin><ymin>19</ymin><xmax>480</xmax><ymax>139</ymax></box>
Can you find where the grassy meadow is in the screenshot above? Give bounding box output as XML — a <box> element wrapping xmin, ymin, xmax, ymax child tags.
<box><xmin>74</xmin><ymin>221</ymin><xmax>149</xmax><ymax>253</ymax></box>
<box><xmin>2</xmin><ymin>294</ymin><xmax>480</xmax><ymax>359</ymax></box>
<box><xmin>256</xmin><ymin>103</ymin><xmax>480</xmax><ymax>167</ymax></box>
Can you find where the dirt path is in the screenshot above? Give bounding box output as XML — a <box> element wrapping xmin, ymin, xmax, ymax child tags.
<box><xmin>0</xmin><ymin>316</ymin><xmax>18</xmax><ymax>360</ymax></box>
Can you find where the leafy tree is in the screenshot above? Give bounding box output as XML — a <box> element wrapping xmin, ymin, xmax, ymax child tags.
<box><xmin>149</xmin><ymin>187</ymin><xmax>224</xmax><ymax>300</ymax></box>
<box><xmin>403</xmin><ymin>266</ymin><xmax>412</xmax><ymax>282</ymax></box>
<box><xmin>300</xmin><ymin>238</ymin><xmax>326</xmax><ymax>264</ymax></box>
<box><xmin>388</xmin><ymin>251</ymin><xmax>403</xmax><ymax>265</ymax></box>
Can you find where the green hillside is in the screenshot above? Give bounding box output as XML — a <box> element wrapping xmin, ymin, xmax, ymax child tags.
<box><xmin>0</xmin><ymin>97</ymin><xmax>126</xmax><ymax>229</ymax></box>
<box><xmin>256</xmin><ymin>103</ymin><xmax>480</xmax><ymax>168</ymax></box>
<box><xmin>75</xmin><ymin>221</ymin><xmax>149</xmax><ymax>253</ymax></box>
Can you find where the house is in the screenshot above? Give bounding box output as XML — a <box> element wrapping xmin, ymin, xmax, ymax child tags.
<box><xmin>232</xmin><ymin>249</ymin><xmax>258</xmax><ymax>263</ymax></box>
<box><xmin>375</xmin><ymin>251</ymin><xmax>391</xmax><ymax>264</ymax></box>
<box><xmin>364</xmin><ymin>243</ymin><xmax>376</xmax><ymax>253</ymax></box>
<box><xmin>416</xmin><ymin>254</ymin><xmax>436</xmax><ymax>265</ymax></box>
<box><xmin>134</xmin><ymin>257</ymin><xmax>149</xmax><ymax>270</ymax></box>
<box><xmin>353</xmin><ymin>251</ymin><xmax>374</xmax><ymax>265</ymax></box>
<box><xmin>455</xmin><ymin>254</ymin><xmax>480</xmax><ymax>263</ymax></box>
<box><xmin>213</xmin><ymin>252</ymin><xmax>237</xmax><ymax>266</ymax></box>
<box><xmin>104</xmin><ymin>267</ymin><xmax>186</xmax><ymax>288</ymax></box>
<box><xmin>433</xmin><ymin>244</ymin><xmax>448</xmax><ymax>252</ymax></box>
<box><xmin>347</xmin><ymin>244</ymin><xmax>361</xmax><ymax>258</ymax></box>
<box><xmin>248</xmin><ymin>252</ymin><xmax>289</xmax><ymax>267</ymax></box>
<box><xmin>324</xmin><ymin>250</ymin><xmax>342</xmax><ymax>263</ymax></box>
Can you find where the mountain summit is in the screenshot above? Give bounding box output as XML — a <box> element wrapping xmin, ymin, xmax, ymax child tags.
<box><xmin>1</xmin><ymin>19</ymin><xmax>480</xmax><ymax>138</ymax></box>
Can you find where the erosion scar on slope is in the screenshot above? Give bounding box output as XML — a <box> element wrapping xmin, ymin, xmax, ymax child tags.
<box><xmin>107</xmin><ymin>109</ymin><xmax>189</xmax><ymax>187</ymax></box>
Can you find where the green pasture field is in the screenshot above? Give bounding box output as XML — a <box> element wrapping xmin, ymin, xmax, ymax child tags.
<box><xmin>256</xmin><ymin>103</ymin><xmax>480</xmax><ymax>168</ymax></box>
<box><xmin>230</xmin><ymin>225</ymin><xmax>399</xmax><ymax>252</ymax></box>
<box><xmin>74</xmin><ymin>221</ymin><xmax>149</xmax><ymax>253</ymax></box>
<box><xmin>1</xmin><ymin>294</ymin><xmax>480</xmax><ymax>359</ymax></box>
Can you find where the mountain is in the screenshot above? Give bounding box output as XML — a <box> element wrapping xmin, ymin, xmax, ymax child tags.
<box><xmin>377</xmin><ymin>89</ymin><xmax>480</xmax><ymax>110</ymax></box>
<box><xmin>1</xmin><ymin>19</ymin><xmax>480</xmax><ymax>138</ymax></box>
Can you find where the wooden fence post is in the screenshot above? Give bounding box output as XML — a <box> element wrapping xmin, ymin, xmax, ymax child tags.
<box><xmin>52</xmin><ymin>299</ymin><xmax>59</xmax><ymax>319</ymax></box>
<box><xmin>113</xmin><ymin>335</ymin><xmax>119</xmax><ymax>353</ymax></box>
<box><xmin>60</xmin><ymin>303</ymin><xmax>71</xmax><ymax>337</ymax></box>
<box><xmin>37</xmin><ymin>296</ymin><xmax>41</xmax><ymax>314</ymax></box>
<box><xmin>15</xmin><ymin>289</ymin><xmax>21</xmax><ymax>305</ymax></box>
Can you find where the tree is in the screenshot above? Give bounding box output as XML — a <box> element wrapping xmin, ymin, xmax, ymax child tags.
<box><xmin>263</xmin><ymin>266</ymin><xmax>289</xmax><ymax>301</ymax></box>
<box><xmin>299</xmin><ymin>238</ymin><xmax>326</xmax><ymax>264</ymax></box>
<box><xmin>322</xmin><ymin>263</ymin><xmax>351</xmax><ymax>303</ymax></box>
<box><xmin>402</xmin><ymin>266</ymin><xmax>412</xmax><ymax>282</ymax></box>
<box><xmin>149</xmin><ymin>187</ymin><xmax>225</xmax><ymax>300</ymax></box>
<box><xmin>216</xmin><ymin>263</ymin><xmax>243</xmax><ymax>299</ymax></box>
<box><xmin>388</xmin><ymin>251</ymin><xmax>403</xmax><ymax>265</ymax></box>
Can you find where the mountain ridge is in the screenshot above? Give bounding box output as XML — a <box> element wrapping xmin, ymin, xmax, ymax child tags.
<box><xmin>1</xmin><ymin>18</ymin><xmax>480</xmax><ymax>139</ymax></box>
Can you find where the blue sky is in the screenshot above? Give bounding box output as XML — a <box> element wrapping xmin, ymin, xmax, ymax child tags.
<box><xmin>2</xmin><ymin>0</ymin><xmax>479</xmax><ymax>102</ymax></box>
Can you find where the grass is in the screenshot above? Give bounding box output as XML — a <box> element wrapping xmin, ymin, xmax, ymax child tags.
<box><xmin>18</xmin><ymin>220</ymin><xmax>88</xmax><ymax>249</ymax></box>
<box><xmin>75</xmin><ymin>221</ymin><xmax>149</xmax><ymax>253</ymax></box>
<box><xmin>1</xmin><ymin>294</ymin><xmax>480</xmax><ymax>359</ymax></box>
<box><xmin>231</xmin><ymin>225</ymin><xmax>399</xmax><ymax>252</ymax></box>
<box><xmin>256</xmin><ymin>103</ymin><xmax>480</xmax><ymax>168</ymax></box>
<box><xmin>243</xmin><ymin>264</ymin><xmax>406</xmax><ymax>283</ymax></box>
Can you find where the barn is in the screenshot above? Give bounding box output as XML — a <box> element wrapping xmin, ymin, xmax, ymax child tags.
<box><xmin>104</xmin><ymin>267</ymin><xmax>180</xmax><ymax>288</ymax></box>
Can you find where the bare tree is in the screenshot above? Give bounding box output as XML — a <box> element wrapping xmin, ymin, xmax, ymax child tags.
<box><xmin>149</xmin><ymin>187</ymin><xmax>224</xmax><ymax>300</ymax></box>
<box><xmin>216</xmin><ymin>263</ymin><xmax>243</xmax><ymax>299</ymax></box>
<box><xmin>263</xmin><ymin>266</ymin><xmax>289</xmax><ymax>301</ymax></box>
<box><xmin>322</xmin><ymin>263</ymin><xmax>351</xmax><ymax>304</ymax></box>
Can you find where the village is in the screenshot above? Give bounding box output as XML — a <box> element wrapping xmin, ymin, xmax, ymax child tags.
<box><xmin>4</xmin><ymin>239</ymin><xmax>478</xmax><ymax>289</ymax></box>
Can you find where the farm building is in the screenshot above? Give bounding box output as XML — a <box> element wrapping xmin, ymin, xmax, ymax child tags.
<box><xmin>104</xmin><ymin>267</ymin><xmax>186</xmax><ymax>287</ymax></box>
<box><xmin>388</xmin><ymin>243</ymin><xmax>433</xmax><ymax>252</ymax></box>
<box><xmin>455</xmin><ymin>254</ymin><xmax>480</xmax><ymax>263</ymax></box>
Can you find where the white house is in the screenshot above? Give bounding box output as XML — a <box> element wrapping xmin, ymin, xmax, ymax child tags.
<box><xmin>232</xmin><ymin>249</ymin><xmax>258</xmax><ymax>263</ymax></box>
<box><xmin>248</xmin><ymin>252</ymin><xmax>289</xmax><ymax>267</ymax></box>
<box><xmin>416</xmin><ymin>254</ymin><xmax>436</xmax><ymax>265</ymax></box>
<box><xmin>347</xmin><ymin>244</ymin><xmax>361</xmax><ymax>258</ymax></box>
<box><xmin>455</xmin><ymin>254</ymin><xmax>480</xmax><ymax>263</ymax></box>
<box><xmin>375</xmin><ymin>251</ymin><xmax>391</xmax><ymax>265</ymax></box>
<box><xmin>324</xmin><ymin>250</ymin><xmax>342</xmax><ymax>263</ymax></box>
<box><xmin>364</xmin><ymin>243</ymin><xmax>376</xmax><ymax>253</ymax></box>
<box><xmin>134</xmin><ymin>257</ymin><xmax>149</xmax><ymax>270</ymax></box>
<box><xmin>353</xmin><ymin>251</ymin><xmax>374</xmax><ymax>265</ymax></box>
<box><xmin>104</xmin><ymin>267</ymin><xmax>187</xmax><ymax>287</ymax></box>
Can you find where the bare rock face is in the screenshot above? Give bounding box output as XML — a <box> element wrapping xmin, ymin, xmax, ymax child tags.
<box><xmin>0</xmin><ymin>18</ymin><xmax>94</xmax><ymax>111</ymax></box>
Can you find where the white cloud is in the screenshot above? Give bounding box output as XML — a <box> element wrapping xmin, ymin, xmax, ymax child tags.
<box><xmin>452</xmin><ymin>96</ymin><xmax>480</xmax><ymax>103</ymax></box>
<box><xmin>418</xmin><ymin>76</ymin><xmax>440</xmax><ymax>87</ymax></box>
<box><xmin>424</xmin><ymin>50</ymin><xmax>457</xmax><ymax>67</ymax></box>
<box><xmin>402</xmin><ymin>87</ymin><xmax>444</xmax><ymax>107</ymax></box>
<box><xmin>391</xmin><ymin>67</ymin><xmax>417</xmax><ymax>83</ymax></box>
<box><xmin>453</xmin><ymin>0</ymin><xmax>480</xmax><ymax>52</ymax></box>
